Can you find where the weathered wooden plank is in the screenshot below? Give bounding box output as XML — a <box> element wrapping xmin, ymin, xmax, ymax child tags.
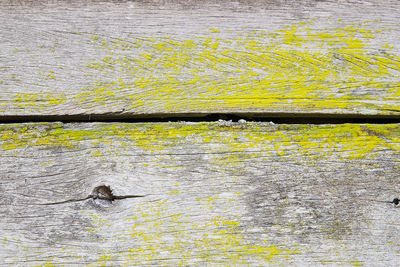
<box><xmin>0</xmin><ymin>121</ymin><xmax>399</xmax><ymax>265</ymax></box>
<box><xmin>1</xmin><ymin>0</ymin><xmax>400</xmax><ymax>118</ymax></box>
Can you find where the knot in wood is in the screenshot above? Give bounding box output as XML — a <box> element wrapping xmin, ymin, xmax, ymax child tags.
<box><xmin>392</xmin><ymin>198</ymin><xmax>399</xmax><ymax>206</ymax></box>
<box><xmin>91</xmin><ymin>185</ymin><xmax>115</xmax><ymax>201</ymax></box>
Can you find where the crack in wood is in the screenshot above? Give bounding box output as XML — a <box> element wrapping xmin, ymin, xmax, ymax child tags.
<box><xmin>37</xmin><ymin>185</ymin><xmax>146</xmax><ymax>206</ymax></box>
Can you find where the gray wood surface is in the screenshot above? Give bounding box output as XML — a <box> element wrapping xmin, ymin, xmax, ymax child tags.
<box><xmin>1</xmin><ymin>121</ymin><xmax>399</xmax><ymax>265</ymax></box>
<box><xmin>1</xmin><ymin>0</ymin><xmax>400</xmax><ymax>118</ymax></box>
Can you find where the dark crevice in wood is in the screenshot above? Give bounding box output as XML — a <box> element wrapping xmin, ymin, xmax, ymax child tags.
<box><xmin>1</xmin><ymin>112</ymin><xmax>400</xmax><ymax>124</ymax></box>
<box><xmin>38</xmin><ymin>185</ymin><xmax>146</xmax><ymax>206</ymax></box>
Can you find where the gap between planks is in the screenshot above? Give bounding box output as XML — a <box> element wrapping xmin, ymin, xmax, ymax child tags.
<box><xmin>1</xmin><ymin>112</ymin><xmax>400</xmax><ymax>124</ymax></box>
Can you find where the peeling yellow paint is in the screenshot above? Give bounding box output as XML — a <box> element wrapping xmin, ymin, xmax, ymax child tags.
<box><xmin>5</xmin><ymin>20</ymin><xmax>400</xmax><ymax>114</ymax></box>
<box><xmin>0</xmin><ymin>122</ymin><xmax>398</xmax><ymax>164</ymax></box>
<box><xmin>2</xmin><ymin>119</ymin><xmax>397</xmax><ymax>265</ymax></box>
<box><xmin>79</xmin><ymin>20</ymin><xmax>400</xmax><ymax>113</ymax></box>
<box><xmin>111</xmin><ymin>199</ymin><xmax>295</xmax><ymax>265</ymax></box>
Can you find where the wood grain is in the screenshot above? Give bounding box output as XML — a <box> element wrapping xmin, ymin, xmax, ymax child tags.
<box><xmin>1</xmin><ymin>121</ymin><xmax>399</xmax><ymax>265</ymax></box>
<box><xmin>1</xmin><ymin>0</ymin><xmax>400</xmax><ymax>118</ymax></box>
